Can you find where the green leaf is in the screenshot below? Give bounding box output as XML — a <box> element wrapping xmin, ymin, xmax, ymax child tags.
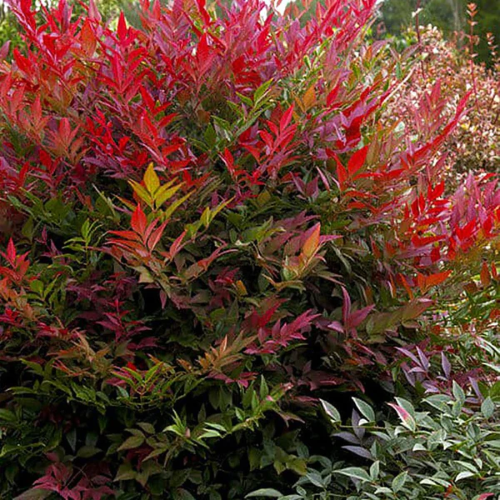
<box><xmin>392</xmin><ymin>471</ymin><xmax>408</xmax><ymax>492</ymax></box>
<box><xmin>320</xmin><ymin>399</ymin><xmax>341</xmax><ymax>423</ymax></box>
<box><xmin>420</xmin><ymin>476</ymin><xmax>450</xmax><ymax>487</ymax></box>
<box><xmin>454</xmin><ymin>460</ymin><xmax>478</xmax><ymax>473</ymax></box>
<box><xmin>248</xmin><ymin>447</ymin><xmax>261</xmax><ymax>471</ymax></box>
<box><xmin>66</xmin><ymin>428</ymin><xmax>77</xmax><ymax>452</ymax></box>
<box><xmin>335</xmin><ymin>467</ymin><xmax>371</xmax><ymax>482</ymax></box>
<box><xmin>288</xmin><ymin>458</ymin><xmax>308</xmax><ymax>475</ymax></box>
<box><xmin>246</xmin><ymin>489</ymin><xmax>283</xmax><ymax>498</ymax></box>
<box><xmin>370</xmin><ymin>461</ymin><xmax>380</xmax><ymax>480</ymax></box>
<box><xmin>452</xmin><ymin>381</ymin><xmax>466</xmax><ymax>403</ymax></box>
<box><xmin>173</xmin><ymin>488</ymin><xmax>196</xmax><ymax>500</ymax></box>
<box><xmin>306</xmin><ymin>471</ymin><xmax>325</xmax><ymax>487</ymax></box>
<box><xmin>204</xmin><ymin>422</ymin><xmax>227</xmax><ymax>432</ymax></box>
<box><xmin>201</xmin><ymin>207</ymin><xmax>211</xmax><ymax>228</ymax></box>
<box><xmin>14</xmin><ymin>490</ymin><xmax>52</xmax><ymax>500</ymax></box>
<box><xmin>198</xmin><ymin>429</ymin><xmax>222</xmax><ymax>439</ymax></box>
<box><xmin>114</xmin><ymin>464</ymin><xmax>136</xmax><ymax>482</ymax></box>
<box><xmin>353</xmin><ymin>397</ymin><xmax>375</xmax><ymax>422</ymax></box>
<box><xmin>254</xmin><ymin>79</ymin><xmax>274</xmax><ymax>106</ymax></box>
<box><xmin>485</xmin><ymin>439</ymin><xmax>500</xmax><ymax>449</ymax></box>
<box><xmin>235</xmin><ymin>93</ymin><xmax>253</xmax><ymax>107</ymax></box>
<box><xmin>481</xmin><ymin>397</ymin><xmax>495</xmax><ymax>419</ymax></box>
<box><xmin>21</xmin><ymin>217</ymin><xmax>34</xmax><ymax>241</ymax></box>
<box><xmin>77</xmin><ymin>445</ymin><xmax>101</xmax><ymax>458</ymax></box>
<box><xmin>29</xmin><ymin>279</ymin><xmax>44</xmax><ymax>296</ymax></box>
<box><xmin>374</xmin><ymin>487</ymin><xmax>393</xmax><ymax>495</ymax></box>
<box><xmin>117</xmin><ymin>434</ymin><xmax>145</xmax><ymax>451</ymax></box>
<box><xmin>203</xmin><ymin>124</ymin><xmax>217</xmax><ymax>148</ymax></box>
<box><xmin>424</xmin><ymin>394</ymin><xmax>451</xmax><ymax>411</ymax></box>
<box><xmin>455</xmin><ymin>471</ymin><xmax>475</xmax><ymax>481</ymax></box>
<box><xmin>0</xmin><ymin>409</ymin><xmax>16</xmax><ymax>422</ymax></box>
<box><xmin>137</xmin><ymin>422</ymin><xmax>156</xmax><ymax>434</ymax></box>
<box><xmin>129</xmin><ymin>180</ymin><xmax>153</xmax><ymax>206</ymax></box>
<box><xmin>420</xmin><ymin>478</ymin><xmax>438</xmax><ymax>486</ymax></box>
<box><xmin>162</xmin><ymin>192</ymin><xmax>192</xmax><ymax>221</ymax></box>
<box><xmin>259</xmin><ymin>376</ymin><xmax>269</xmax><ymax>399</ymax></box>
<box><xmin>21</xmin><ymin>359</ymin><xmax>44</xmax><ymax>376</ymax></box>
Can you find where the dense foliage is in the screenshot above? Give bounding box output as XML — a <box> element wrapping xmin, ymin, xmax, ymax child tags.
<box><xmin>0</xmin><ymin>0</ymin><xmax>498</xmax><ymax>499</ymax></box>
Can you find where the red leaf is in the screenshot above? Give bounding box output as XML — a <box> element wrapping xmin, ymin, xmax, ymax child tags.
<box><xmin>335</xmin><ymin>158</ymin><xmax>347</xmax><ymax>191</ymax></box>
<box><xmin>280</xmin><ymin>105</ymin><xmax>294</xmax><ymax>131</ymax></box>
<box><xmin>347</xmin><ymin>146</ymin><xmax>368</xmax><ymax>177</ymax></box>
<box><xmin>196</xmin><ymin>0</ymin><xmax>211</xmax><ymax>25</ymax></box>
<box><xmin>480</xmin><ymin>262</ymin><xmax>491</xmax><ymax>287</ymax></box>
<box><xmin>6</xmin><ymin>239</ymin><xmax>17</xmax><ymax>264</ymax></box>
<box><xmin>146</xmin><ymin>220</ymin><xmax>167</xmax><ymax>251</ymax></box>
<box><xmin>164</xmin><ymin>231</ymin><xmax>187</xmax><ymax>260</ymax></box>
<box><xmin>117</xmin><ymin>12</ymin><xmax>127</xmax><ymax>40</ymax></box>
<box><xmin>131</xmin><ymin>205</ymin><xmax>147</xmax><ymax>237</ymax></box>
<box><xmin>417</xmin><ymin>271</ymin><xmax>451</xmax><ymax>294</ymax></box>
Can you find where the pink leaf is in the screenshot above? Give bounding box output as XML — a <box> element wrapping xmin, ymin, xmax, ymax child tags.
<box><xmin>348</xmin><ymin>304</ymin><xmax>375</xmax><ymax>329</ymax></box>
<box><xmin>341</xmin><ymin>287</ymin><xmax>351</xmax><ymax>325</ymax></box>
<box><xmin>388</xmin><ymin>403</ymin><xmax>416</xmax><ymax>430</ymax></box>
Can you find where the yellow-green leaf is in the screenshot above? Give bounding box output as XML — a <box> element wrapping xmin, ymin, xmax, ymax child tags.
<box><xmin>155</xmin><ymin>182</ymin><xmax>183</xmax><ymax>209</ymax></box>
<box><xmin>144</xmin><ymin>163</ymin><xmax>160</xmax><ymax>194</ymax></box>
<box><xmin>201</xmin><ymin>207</ymin><xmax>211</xmax><ymax>228</ymax></box>
<box><xmin>129</xmin><ymin>180</ymin><xmax>153</xmax><ymax>207</ymax></box>
<box><xmin>162</xmin><ymin>192</ymin><xmax>192</xmax><ymax>221</ymax></box>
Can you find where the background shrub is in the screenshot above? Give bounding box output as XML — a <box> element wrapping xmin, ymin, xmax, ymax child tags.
<box><xmin>385</xmin><ymin>24</ymin><xmax>499</xmax><ymax>179</ymax></box>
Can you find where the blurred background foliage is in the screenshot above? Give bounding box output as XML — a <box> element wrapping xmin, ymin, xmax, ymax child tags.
<box><xmin>379</xmin><ymin>0</ymin><xmax>500</xmax><ymax>63</ymax></box>
<box><xmin>0</xmin><ymin>1</ymin><xmax>22</xmax><ymax>49</ymax></box>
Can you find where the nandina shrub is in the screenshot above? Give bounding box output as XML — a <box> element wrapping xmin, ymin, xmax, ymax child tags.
<box><xmin>0</xmin><ymin>0</ymin><xmax>499</xmax><ymax>498</ymax></box>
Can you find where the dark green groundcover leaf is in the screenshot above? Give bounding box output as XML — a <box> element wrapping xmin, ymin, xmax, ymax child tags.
<box><xmin>246</xmin><ymin>489</ymin><xmax>284</xmax><ymax>498</ymax></box>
